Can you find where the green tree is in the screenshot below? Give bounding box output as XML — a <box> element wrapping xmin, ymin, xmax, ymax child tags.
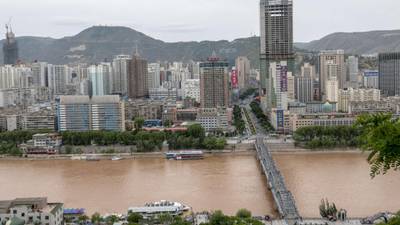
<box><xmin>236</xmin><ymin>209</ymin><xmax>252</xmax><ymax>219</ymax></box>
<box><xmin>105</xmin><ymin>215</ymin><xmax>119</xmax><ymax>225</ymax></box>
<box><xmin>187</xmin><ymin>124</ymin><xmax>206</xmax><ymax>141</ymax></box>
<box><xmin>377</xmin><ymin>212</ymin><xmax>400</xmax><ymax>225</ymax></box>
<box><xmin>134</xmin><ymin>117</ymin><xmax>145</xmax><ymax>131</ymax></box>
<box><xmin>355</xmin><ymin>113</ymin><xmax>400</xmax><ymax>177</ymax></box>
<box><xmin>91</xmin><ymin>212</ymin><xmax>102</xmax><ymax>225</ymax></box>
<box><xmin>78</xmin><ymin>215</ymin><xmax>89</xmax><ymax>225</ymax></box>
<box><xmin>127</xmin><ymin>213</ymin><xmax>143</xmax><ymax>224</ymax></box>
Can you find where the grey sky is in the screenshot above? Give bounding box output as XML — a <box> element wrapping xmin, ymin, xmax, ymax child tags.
<box><xmin>1</xmin><ymin>0</ymin><xmax>399</xmax><ymax>42</ymax></box>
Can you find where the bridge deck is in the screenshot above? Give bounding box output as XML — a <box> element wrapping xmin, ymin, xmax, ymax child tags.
<box><xmin>255</xmin><ymin>137</ymin><xmax>300</xmax><ymax>223</ymax></box>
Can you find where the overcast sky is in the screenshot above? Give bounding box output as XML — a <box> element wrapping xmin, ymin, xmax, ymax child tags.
<box><xmin>1</xmin><ymin>0</ymin><xmax>399</xmax><ymax>43</ymax></box>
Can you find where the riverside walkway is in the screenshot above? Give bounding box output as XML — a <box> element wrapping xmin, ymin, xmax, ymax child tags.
<box><xmin>255</xmin><ymin>136</ymin><xmax>300</xmax><ymax>225</ymax></box>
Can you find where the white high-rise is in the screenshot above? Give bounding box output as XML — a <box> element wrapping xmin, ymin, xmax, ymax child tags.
<box><xmin>88</xmin><ymin>63</ymin><xmax>112</xmax><ymax>96</ymax></box>
<box><xmin>148</xmin><ymin>63</ymin><xmax>161</xmax><ymax>89</ymax></box>
<box><xmin>319</xmin><ymin>50</ymin><xmax>345</xmax><ymax>99</ymax></box>
<box><xmin>31</xmin><ymin>62</ymin><xmax>48</xmax><ymax>87</ymax></box>
<box><xmin>48</xmin><ymin>64</ymin><xmax>68</xmax><ymax>97</ymax></box>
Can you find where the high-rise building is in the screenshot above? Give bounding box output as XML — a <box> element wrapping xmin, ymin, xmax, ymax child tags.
<box><xmin>88</xmin><ymin>63</ymin><xmax>112</xmax><ymax>96</ymax></box>
<box><xmin>200</xmin><ymin>53</ymin><xmax>229</xmax><ymax>108</ymax></box>
<box><xmin>111</xmin><ymin>55</ymin><xmax>131</xmax><ymax>96</ymax></box>
<box><xmin>270</xmin><ymin>61</ymin><xmax>290</xmax><ymax>110</ymax></box>
<box><xmin>260</xmin><ymin>0</ymin><xmax>294</xmax><ymax>109</ymax></box>
<box><xmin>235</xmin><ymin>56</ymin><xmax>251</xmax><ymax>90</ymax></box>
<box><xmin>301</xmin><ymin>63</ymin><xmax>316</xmax><ymax>79</ymax></box>
<box><xmin>128</xmin><ymin>52</ymin><xmax>149</xmax><ymax>99</ymax></box>
<box><xmin>346</xmin><ymin>56</ymin><xmax>359</xmax><ymax>88</ymax></box>
<box><xmin>2</xmin><ymin>24</ymin><xmax>19</xmax><ymax>65</ymax></box>
<box><xmin>295</xmin><ymin>76</ymin><xmax>313</xmax><ymax>103</ymax></box>
<box><xmin>31</xmin><ymin>62</ymin><xmax>48</xmax><ymax>87</ymax></box>
<box><xmin>48</xmin><ymin>65</ymin><xmax>68</xmax><ymax>97</ymax></box>
<box><xmin>326</xmin><ymin>77</ymin><xmax>339</xmax><ymax>103</ymax></box>
<box><xmin>56</xmin><ymin>95</ymin><xmax>125</xmax><ymax>131</ymax></box>
<box><xmin>319</xmin><ymin>50</ymin><xmax>345</xmax><ymax>99</ymax></box>
<box><xmin>0</xmin><ymin>65</ymin><xmax>32</xmax><ymax>89</ymax></box>
<box><xmin>148</xmin><ymin>63</ymin><xmax>161</xmax><ymax>89</ymax></box>
<box><xmin>379</xmin><ymin>52</ymin><xmax>400</xmax><ymax>96</ymax></box>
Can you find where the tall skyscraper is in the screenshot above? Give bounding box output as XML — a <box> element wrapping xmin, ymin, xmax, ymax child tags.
<box><xmin>3</xmin><ymin>24</ymin><xmax>19</xmax><ymax>65</ymax></box>
<box><xmin>111</xmin><ymin>55</ymin><xmax>131</xmax><ymax>96</ymax></box>
<box><xmin>346</xmin><ymin>56</ymin><xmax>359</xmax><ymax>88</ymax></box>
<box><xmin>319</xmin><ymin>50</ymin><xmax>345</xmax><ymax>99</ymax></box>
<box><xmin>379</xmin><ymin>52</ymin><xmax>400</xmax><ymax>96</ymax></box>
<box><xmin>200</xmin><ymin>53</ymin><xmax>229</xmax><ymax>108</ymax></box>
<box><xmin>260</xmin><ymin>0</ymin><xmax>294</xmax><ymax>109</ymax></box>
<box><xmin>235</xmin><ymin>56</ymin><xmax>251</xmax><ymax>90</ymax></box>
<box><xmin>128</xmin><ymin>52</ymin><xmax>149</xmax><ymax>99</ymax></box>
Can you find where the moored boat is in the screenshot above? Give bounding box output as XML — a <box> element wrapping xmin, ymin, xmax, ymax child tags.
<box><xmin>128</xmin><ymin>200</ymin><xmax>190</xmax><ymax>218</ymax></box>
<box><xmin>165</xmin><ymin>150</ymin><xmax>204</xmax><ymax>160</ymax></box>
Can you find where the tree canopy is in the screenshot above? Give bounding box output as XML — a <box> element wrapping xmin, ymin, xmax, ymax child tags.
<box><xmin>355</xmin><ymin>113</ymin><xmax>400</xmax><ymax>177</ymax></box>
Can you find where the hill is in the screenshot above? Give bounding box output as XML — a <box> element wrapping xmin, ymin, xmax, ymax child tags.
<box><xmin>0</xmin><ymin>26</ymin><xmax>259</xmax><ymax>66</ymax></box>
<box><xmin>1</xmin><ymin>26</ymin><xmax>400</xmax><ymax>67</ymax></box>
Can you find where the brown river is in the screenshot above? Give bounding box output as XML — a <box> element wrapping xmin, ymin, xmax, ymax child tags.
<box><xmin>0</xmin><ymin>152</ymin><xmax>399</xmax><ymax>218</ymax></box>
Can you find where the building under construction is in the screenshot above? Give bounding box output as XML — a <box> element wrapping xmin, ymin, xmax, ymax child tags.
<box><xmin>3</xmin><ymin>23</ymin><xmax>19</xmax><ymax>65</ymax></box>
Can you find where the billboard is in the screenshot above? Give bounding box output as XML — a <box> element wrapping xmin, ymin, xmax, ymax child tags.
<box><xmin>280</xmin><ymin>65</ymin><xmax>288</xmax><ymax>92</ymax></box>
<box><xmin>276</xmin><ymin>109</ymin><xmax>284</xmax><ymax>128</ymax></box>
<box><xmin>231</xmin><ymin>69</ymin><xmax>238</xmax><ymax>89</ymax></box>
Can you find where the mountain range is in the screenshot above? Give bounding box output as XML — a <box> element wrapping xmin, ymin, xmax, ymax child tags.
<box><xmin>1</xmin><ymin>26</ymin><xmax>400</xmax><ymax>67</ymax></box>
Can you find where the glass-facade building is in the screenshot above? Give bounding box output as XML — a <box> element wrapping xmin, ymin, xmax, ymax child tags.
<box><xmin>379</xmin><ymin>52</ymin><xmax>400</xmax><ymax>96</ymax></box>
<box><xmin>56</xmin><ymin>95</ymin><xmax>125</xmax><ymax>132</ymax></box>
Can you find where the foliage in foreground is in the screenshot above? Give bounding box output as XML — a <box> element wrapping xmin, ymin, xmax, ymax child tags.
<box><xmin>203</xmin><ymin>210</ymin><xmax>263</xmax><ymax>225</ymax></box>
<box><xmin>355</xmin><ymin>113</ymin><xmax>400</xmax><ymax>177</ymax></box>
<box><xmin>376</xmin><ymin>212</ymin><xmax>400</xmax><ymax>225</ymax></box>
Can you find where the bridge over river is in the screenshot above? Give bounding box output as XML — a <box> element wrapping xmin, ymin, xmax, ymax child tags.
<box><xmin>255</xmin><ymin>136</ymin><xmax>300</xmax><ymax>225</ymax></box>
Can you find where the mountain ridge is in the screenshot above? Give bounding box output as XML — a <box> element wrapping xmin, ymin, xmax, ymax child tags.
<box><xmin>1</xmin><ymin>26</ymin><xmax>400</xmax><ymax>66</ymax></box>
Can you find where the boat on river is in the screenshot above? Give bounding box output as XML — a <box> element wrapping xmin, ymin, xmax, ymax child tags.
<box><xmin>128</xmin><ymin>200</ymin><xmax>190</xmax><ymax>218</ymax></box>
<box><xmin>165</xmin><ymin>150</ymin><xmax>204</xmax><ymax>160</ymax></box>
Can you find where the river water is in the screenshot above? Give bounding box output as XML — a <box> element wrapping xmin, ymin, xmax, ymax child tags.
<box><xmin>0</xmin><ymin>152</ymin><xmax>399</xmax><ymax>218</ymax></box>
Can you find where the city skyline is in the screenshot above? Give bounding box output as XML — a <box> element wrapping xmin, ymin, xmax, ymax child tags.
<box><xmin>1</xmin><ymin>0</ymin><xmax>399</xmax><ymax>43</ymax></box>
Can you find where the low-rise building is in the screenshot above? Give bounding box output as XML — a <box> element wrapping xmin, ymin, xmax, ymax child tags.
<box><xmin>338</xmin><ymin>88</ymin><xmax>381</xmax><ymax>113</ymax></box>
<box><xmin>196</xmin><ymin>108</ymin><xmax>232</xmax><ymax>133</ymax></box>
<box><xmin>0</xmin><ymin>197</ymin><xmax>63</xmax><ymax>225</ymax></box>
<box><xmin>290</xmin><ymin>113</ymin><xmax>355</xmax><ymax>132</ymax></box>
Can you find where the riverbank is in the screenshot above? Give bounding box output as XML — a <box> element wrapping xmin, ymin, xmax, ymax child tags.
<box><xmin>0</xmin><ymin>149</ymin><xmax>257</xmax><ymax>161</ymax></box>
<box><xmin>0</xmin><ymin>144</ymin><xmax>364</xmax><ymax>161</ymax></box>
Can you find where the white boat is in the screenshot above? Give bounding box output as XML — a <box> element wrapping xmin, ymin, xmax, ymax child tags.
<box><xmin>128</xmin><ymin>200</ymin><xmax>190</xmax><ymax>218</ymax></box>
<box><xmin>111</xmin><ymin>156</ymin><xmax>123</xmax><ymax>161</ymax></box>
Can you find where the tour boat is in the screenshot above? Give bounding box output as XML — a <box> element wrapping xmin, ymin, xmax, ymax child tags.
<box><xmin>128</xmin><ymin>200</ymin><xmax>190</xmax><ymax>218</ymax></box>
<box><xmin>165</xmin><ymin>151</ymin><xmax>204</xmax><ymax>160</ymax></box>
